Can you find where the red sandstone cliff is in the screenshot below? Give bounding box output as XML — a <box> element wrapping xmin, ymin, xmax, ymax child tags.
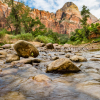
<box><xmin>0</xmin><ymin>1</ymin><xmax>99</xmax><ymax>35</ymax></box>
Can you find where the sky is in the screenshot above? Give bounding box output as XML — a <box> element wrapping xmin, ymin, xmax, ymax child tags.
<box><xmin>15</xmin><ymin>0</ymin><xmax>100</xmax><ymax>19</ymax></box>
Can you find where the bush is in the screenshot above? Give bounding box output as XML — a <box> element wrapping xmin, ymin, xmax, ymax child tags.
<box><xmin>10</xmin><ymin>33</ymin><xmax>34</xmax><ymax>41</ymax></box>
<box><xmin>16</xmin><ymin>33</ymin><xmax>33</xmax><ymax>41</ymax></box>
<box><xmin>0</xmin><ymin>29</ymin><xmax>6</xmax><ymax>38</ymax></box>
<box><xmin>58</xmin><ymin>34</ymin><xmax>68</xmax><ymax>44</ymax></box>
<box><xmin>34</xmin><ymin>35</ymin><xmax>54</xmax><ymax>43</ymax></box>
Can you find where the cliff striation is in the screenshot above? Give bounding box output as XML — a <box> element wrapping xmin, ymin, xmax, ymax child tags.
<box><xmin>0</xmin><ymin>1</ymin><xmax>100</xmax><ymax>35</ymax></box>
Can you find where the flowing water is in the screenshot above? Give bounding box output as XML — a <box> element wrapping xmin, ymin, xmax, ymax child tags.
<box><xmin>0</xmin><ymin>47</ymin><xmax>100</xmax><ymax>100</ymax></box>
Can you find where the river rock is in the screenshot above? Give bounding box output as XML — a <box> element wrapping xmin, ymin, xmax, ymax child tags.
<box><xmin>46</xmin><ymin>58</ymin><xmax>81</xmax><ymax>73</ymax></box>
<box><xmin>65</xmin><ymin>54</ymin><xmax>70</xmax><ymax>58</ymax></box>
<box><xmin>70</xmin><ymin>55</ymin><xmax>87</xmax><ymax>62</ymax></box>
<box><xmin>32</xmin><ymin>74</ymin><xmax>51</xmax><ymax>82</ymax></box>
<box><xmin>0</xmin><ymin>69</ymin><xmax>2</xmax><ymax>72</ymax></box>
<box><xmin>0</xmin><ymin>51</ymin><xmax>7</xmax><ymax>56</ymax></box>
<box><xmin>6</xmin><ymin>54</ymin><xmax>20</xmax><ymax>63</ymax></box>
<box><xmin>90</xmin><ymin>58</ymin><xmax>100</xmax><ymax>61</ymax></box>
<box><xmin>11</xmin><ymin>58</ymin><xmax>41</xmax><ymax>66</ymax></box>
<box><xmin>93</xmin><ymin>55</ymin><xmax>100</xmax><ymax>58</ymax></box>
<box><xmin>13</xmin><ymin>40</ymin><xmax>39</xmax><ymax>57</ymax></box>
<box><xmin>46</xmin><ymin>43</ymin><xmax>54</xmax><ymax>49</ymax></box>
<box><xmin>40</xmin><ymin>43</ymin><xmax>45</xmax><ymax>47</ymax></box>
<box><xmin>1</xmin><ymin>44</ymin><xmax>11</xmax><ymax>49</ymax></box>
<box><xmin>64</xmin><ymin>44</ymin><xmax>71</xmax><ymax>48</ymax></box>
<box><xmin>51</xmin><ymin>56</ymin><xmax>59</xmax><ymax>60</ymax></box>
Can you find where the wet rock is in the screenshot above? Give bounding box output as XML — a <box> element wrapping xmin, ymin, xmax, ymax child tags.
<box><xmin>0</xmin><ymin>50</ymin><xmax>7</xmax><ymax>56</ymax></box>
<box><xmin>0</xmin><ymin>92</ymin><xmax>25</xmax><ymax>100</ymax></box>
<box><xmin>0</xmin><ymin>69</ymin><xmax>2</xmax><ymax>72</ymax></box>
<box><xmin>0</xmin><ymin>55</ymin><xmax>6</xmax><ymax>59</ymax></box>
<box><xmin>46</xmin><ymin>58</ymin><xmax>81</xmax><ymax>73</ymax></box>
<box><xmin>59</xmin><ymin>52</ymin><xmax>65</xmax><ymax>55</ymax></box>
<box><xmin>53</xmin><ymin>43</ymin><xmax>59</xmax><ymax>46</ymax></box>
<box><xmin>6</xmin><ymin>54</ymin><xmax>20</xmax><ymax>63</ymax></box>
<box><xmin>40</xmin><ymin>43</ymin><xmax>45</xmax><ymax>47</ymax></box>
<box><xmin>54</xmin><ymin>53</ymin><xmax>58</xmax><ymax>56</ymax></box>
<box><xmin>11</xmin><ymin>58</ymin><xmax>41</xmax><ymax>66</ymax></box>
<box><xmin>0</xmin><ymin>48</ymin><xmax>3</xmax><ymax>50</ymax></box>
<box><xmin>1</xmin><ymin>44</ymin><xmax>11</xmax><ymax>49</ymax></box>
<box><xmin>51</xmin><ymin>56</ymin><xmax>59</xmax><ymax>60</ymax></box>
<box><xmin>70</xmin><ymin>55</ymin><xmax>87</xmax><ymax>62</ymax></box>
<box><xmin>64</xmin><ymin>44</ymin><xmax>71</xmax><ymax>48</ymax></box>
<box><xmin>75</xmin><ymin>53</ymin><xmax>82</xmax><ymax>56</ymax></box>
<box><xmin>65</xmin><ymin>54</ymin><xmax>70</xmax><ymax>58</ymax></box>
<box><xmin>13</xmin><ymin>40</ymin><xmax>39</xmax><ymax>58</ymax></box>
<box><xmin>46</xmin><ymin>43</ymin><xmax>54</xmax><ymax>49</ymax></box>
<box><xmin>90</xmin><ymin>58</ymin><xmax>100</xmax><ymax>61</ymax></box>
<box><xmin>32</xmin><ymin>74</ymin><xmax>51</xmax><ymax>82</ymax></box>
<box><xmin>93</xmin><ymin>55</ymin><xmax>100</xmax><ymax>58</ymax></box>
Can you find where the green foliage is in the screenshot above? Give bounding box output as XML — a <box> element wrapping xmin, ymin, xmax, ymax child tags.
<box><xmin>58</xmin><ymin>34</ymin><xmax>68</xmax><ymax>44</ymax></box>
<box><xmin>80</xmin><ymin>5</ymin><xmax>90</xmax><ymax>27</ymax></box>
<box><xmin>0</xmin><ymin>29</ymin><xmax>6</xmax><ymax>38</ymax></box>
<box><xmin>34</xmin><ymin>35</ymin><xmax>54</xmax><ymax>44</ymax></box>
<box><xmin>70</xmin><ymin>23</ymin><xmax>100</xmax><ymax>44</ymax></box>
<box><xmin>10</xmin><ymin>33</ymin><xmax>33</xmax><ymax>41</ymax></box>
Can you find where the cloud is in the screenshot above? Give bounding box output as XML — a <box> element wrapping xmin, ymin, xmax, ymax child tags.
<box><xmin>15</xmin><ymin>0</ymin><xmax>100</xmax><ymax>19</ymax></box>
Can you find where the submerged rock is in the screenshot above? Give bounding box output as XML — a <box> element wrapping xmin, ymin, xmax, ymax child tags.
<box><xmin>46</xmin><ymin>58</ymin><xmax>81</xmax><ymax>73</ymax></box>
<box><xmin>70</xmin><ymin>55</ymin><xmax>87</xmax><ymax>62</ymax></box>
<box><xmin>13</xmin><ymin>40</ymin><xmax>39</xmax><ymax>58</ymax></box>
<box><xmin>32</xmin><ymin>74</ymin><xmax>51</xmax><ymax>82</ymax></box>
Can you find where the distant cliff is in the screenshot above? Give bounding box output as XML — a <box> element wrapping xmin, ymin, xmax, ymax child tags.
<box><xmin>0</xmin><ymin>1</ymin><xmax>100</xmax><ymax>35</ymax></box>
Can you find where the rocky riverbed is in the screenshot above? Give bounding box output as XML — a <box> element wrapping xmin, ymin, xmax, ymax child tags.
<box><xmin>0</xmin><ymin>41</ymin><xmax>100</xmax><ymax>100</ymax></box>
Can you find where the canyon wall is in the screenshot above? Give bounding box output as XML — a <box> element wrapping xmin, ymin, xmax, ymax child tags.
<box><xmin>0</xmin><ymin>1</ymin><xmax>100</xmax><ymax>35</ymax></box>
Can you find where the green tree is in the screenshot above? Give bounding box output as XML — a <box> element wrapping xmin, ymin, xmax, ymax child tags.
<box><xmin>80</xmin><ymin>5</ymin><xmax>90</xmax><ymax>38</ymax></box>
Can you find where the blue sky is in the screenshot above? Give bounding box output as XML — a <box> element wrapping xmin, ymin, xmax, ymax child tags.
<box><xmin>15</xmin><ymin>0</ymin><xmax>100</xmax><ymax>19</ymax></box>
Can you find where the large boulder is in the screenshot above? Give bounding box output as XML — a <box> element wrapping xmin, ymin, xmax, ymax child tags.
<box><xmin>46</xmin><ymin>43</ymin><xmax>54</xmax><ymax>49</ymax></box>
<box><xmin>46</xmin><ymin>58</ymin><xmax>80</xmax><ymax>73</ymax></box>
<box><xmin>70</xmin><ymin>55</ymin><xmax>87</xmax><ymax>62</ymax></box>
<box><xmin>6</xmin><ymin>54</ymin><xmax>20</xmax><ymax>63</ymax></box>
<box><xmin>13</xmin><ymin>40</ymin><xmax>39</xmax><ymax>57</ymax></box>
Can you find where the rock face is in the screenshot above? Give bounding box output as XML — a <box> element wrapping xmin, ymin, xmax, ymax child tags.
<box><xmin>0</xmin><ymin>1</ymin><xmax>100</xmax><ymax>35</ymax></box>
<box><xmin>46</xmin><ymin>58</ymin><xmax>81</xmax><ymax>73</ymax></box>
<box><xmin>13</xmin><ymin>40</ymin><xmax>39</xmax><ymax>58</ymax></box>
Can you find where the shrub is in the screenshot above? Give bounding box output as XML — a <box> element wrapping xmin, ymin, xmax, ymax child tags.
<box><xmin>34</xmin><ymin>35</ymin><xmax>54</xmax><ymax>43</ymax></box>
<box><xmin>0</xmin><ymin>29</ymin><xmax>6</xmax><ymax>38</ymax></box>
<box><xmin>9</xmin><ymin>33</ymin><xmax>34</xmax><ymax>41</ymax></box>
<box><xmin>16</xmin><ymin>33</ymin><xmax>33</xmax><ymax>41</ymax></box>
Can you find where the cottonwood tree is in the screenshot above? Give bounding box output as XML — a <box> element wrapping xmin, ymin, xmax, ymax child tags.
<box><xmin>80</xmin><ymin>5</ymin><xmax>90</xmax><ymax>38</ymax></box>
